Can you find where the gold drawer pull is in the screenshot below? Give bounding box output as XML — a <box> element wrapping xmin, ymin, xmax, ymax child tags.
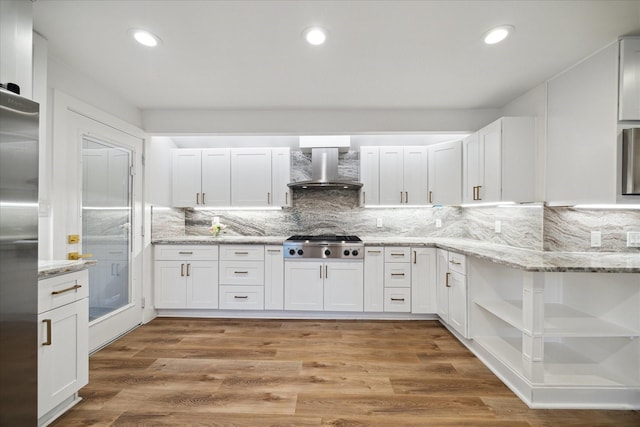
<box><xmin>390</xmin><ymin>253</ymin><xmax>405</xmax><ymax>256</ymax></box>
<box><xmin>367</xmin><ymin>250</ymin><xmax>381</xmax><ymax>254</ymax></box>
<box><xmin>234</xmin><ymin>251</ymin><xmax>249</xmax><ymax>255</ymax></box>
<box><xmin>390</xmin><ymin>298</ymin><xmax>405</xmax><ymax>302</ymax></box>
<box><xmin>445</xmin><ymin>272</ymin><xmax>451</xmax><ymax>287</ymax></box>
<box><xmin>234</xmin><ymin>271</ymin><xmax>249</xmax><ymax>274</ymax></box>
<box><xmin>178</xmin><ymin>251</ymin><xmax>193</xmax><ymax>255</ymax></box>
<box><xmin>42</xmin><ymin>319</ymin><xmax>52</xmax><ymax>346</ymax></box>
<box><xmin>234</xmin><ymin>295</ymin><xmax>249</xmax><ymax>299</ymax></box>
<box><xmin>390</xmin><ymin>273</ymin><xmax>405</xmax><ymax>277</ymax></box>
<box><xmin>267</xmin><ymin>249</ymin><xmax>281</xmax><ymax>253</ymax></box>
<box><xmin>450</xmin><ymin>260</ymin><xmax>461</xmax><ymax>265</ymax></box>
<box><xmin>51</xmin><ymin>284</ymin><xmax>82</xmax><ymax>295</ymax></box>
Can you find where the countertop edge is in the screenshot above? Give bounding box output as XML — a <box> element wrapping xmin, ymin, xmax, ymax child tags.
<box><xmin>38</xmin><ymin>260</ymin><xmax>97</xmax><ymax>279</ymax></box>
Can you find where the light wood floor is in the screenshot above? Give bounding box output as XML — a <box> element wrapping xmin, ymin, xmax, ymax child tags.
<box><xmin>52</xmin><ymin>318</ymin><xmax>639</xmax><ymax>426</ymax></box>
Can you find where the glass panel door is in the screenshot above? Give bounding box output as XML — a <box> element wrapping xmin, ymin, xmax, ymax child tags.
<box><xmin>82</xmin><ymin>137</ymin><xmax>131</xmax><ymax>322</ymax></box>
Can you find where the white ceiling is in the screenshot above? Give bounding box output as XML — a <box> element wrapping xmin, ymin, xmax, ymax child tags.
<box><xmin>33</xmin><ymin>0</ymin><xmax>640</xmax><ymax>111</ymax></box>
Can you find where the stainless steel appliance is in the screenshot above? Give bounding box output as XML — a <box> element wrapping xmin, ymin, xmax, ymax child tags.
<box><xmin>0</xmin><ymin>89</ymin><xmax>39</xmax><ymax>425</ymax></box>
<box><xmin>622</xmin><ymin>128</ymin><xmax>640</xmax><ymax>195</ymax></box>
<box><xmin>287</xmin><ymin>147</ymin><xmax>363</xmax><ymax>190</ymax></box>
<box><xmin>284</xmin><ymin>235</ymin><xmax>364</xmax><ymax>259</ymax></box>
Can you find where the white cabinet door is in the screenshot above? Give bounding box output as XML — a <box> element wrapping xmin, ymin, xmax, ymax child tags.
<box><xmin>284</xmin><ymin>261</ymin><xmax>324</xmax><ymax>311</ymax></box>
<box><xmin>231</xmin><ymin>148</ymin><xmax>272</xmax><ymax>207</ymax></box>
<box><xmin>448</xmin><ymin>271</ymin><xmax>467</xmax><ymax>337</ymax></box>
<box><xmin>428</xmin><ymin>141</ymin><xmax>462</xmax><ymax>206</ymax></box>
<box><xmin>324</xmin><ymin>261</ymin><xmax>364</xmax><ymax>312</ymax></box>
<box><xmin>462</xmin><ymin>133</ymin><xmax>480</xmax><ymax>204</ymax></box>
<box><xmin>619</xmin><ymin>37</ymin><xmax>640</xmax><ymax>121</ymax></box>
<box><xmin>411</xmin><ymin>248</ymin><xmax>437</xmax><ymax>314</ymax></box>
<box><xmin>271</xmin><ymin>147</ymin><xmax>291</xmax><ymax>207</ymax></box>
<box><xmin>187</xmin><ymin>261</ymin><xmax>218</xmax><ymax>309</ymax></box>
<box><xmin>379</xmin><ymin>147</ymin><xmax>405</xmax><ymax>205</ymax></box>
<box><xmin>171</xmin><ymin>149</ymin><xmax>202</xmax><ymax>207</ymax></box>
<box><xmin>435</xmin><ymin>249</ymin><xmax>450</xmax><ymax>322</ymax></box>
<box><xmin>154</xmin><ymin>261</ymin><xmax>187</xmax><ymax>308</ymax></box>
<box><xmin>478</xmin><ymin>119</ymin><xmax>502</xmax><ymax>203</ymax></box>
<box><xmin>38</xmin><ymin>298</ymin><xmax>89</xmax><ymax>418</ymax></box>
<box><xmin>360</xmin><ymin>146</ymin><xmax>380</xmax><ymax>206</ymax></box>
<box><xmin>363</xmin><ymin>247</ymin><xmax>384</xmax><ymax>312</ymax></box>
<box><xmin>403</xmin><ymin>146</ymin><xmax>429</xmax><ymax>205</ymax></box>
<box><xmin>264</xmin><ymin>246</ymin><xmax>284</xmax><ymax>310</ymax></box>
<box><xmin>201</xmin><ymin>148</ymin><xmax>230</xmax><ymax>207</ymax></box>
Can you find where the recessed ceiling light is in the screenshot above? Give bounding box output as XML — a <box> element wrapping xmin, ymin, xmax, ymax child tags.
<box><xmin>483</xmin><ymin>25</ymin><xmax>514</xmax><ymax>45</ymax></box>
<box><xmin>304</xmin><ymin>27</ymin><xmax>326</xmax><ymax>46</ymax></box>
<box><xmin>130</xmin><ymin>29</ymin><xmax>161</xmax><ymax>47</ymax></box>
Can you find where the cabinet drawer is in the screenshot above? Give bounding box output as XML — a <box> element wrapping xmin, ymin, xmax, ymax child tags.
<box><xmin>155</xmin><ymin>245</ymin><xmax>218</xmax><ymax>261</ymax></box>
<box><xmin>219</xmin><ymin>285</ymin><xmax>264</xmax><ymax>310</ymax></box>
<box><xmin>39</xmin><ymin>270</ymin><xmax>89</xmax><ymax>313</ymax></box>
<box><xmin>220</xmin><ymin>245</ymin><xmax>264</xmax><ymax>261</ymax></box>
<box><xmin>219</xmin><ymin>261</ymin><xmax>264</xmax><ymax>285</ymax></box>
<box><xmin>384</xmin><ymin>288</ymin><xmax>411</xmax><ymax>312</ymax></box>
<box><xmin>448</xmin><ymin>252</ymin><xmax>466</xmax><ymax>275</ymax></box>
<box><xmin>384</xmin><ymin>263</ymin><xmax>411</xmax><ymax>287</ymax></box>
<box><xmin>384</xmin><ymin>247</ymin><xmax>411</xmax><ymax>263</ymax></box>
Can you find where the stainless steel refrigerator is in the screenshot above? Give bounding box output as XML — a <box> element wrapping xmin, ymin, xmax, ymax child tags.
<box><xmin>0</xmin><ymin>88</ymin><xmax>39</xmax><ymax>425</ymax></box>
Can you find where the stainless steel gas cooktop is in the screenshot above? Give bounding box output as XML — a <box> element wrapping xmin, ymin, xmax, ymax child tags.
<box><xmin>284</xmin><ymin>235</ymin><xmax>363</xmax><ymax>259</ymax></box>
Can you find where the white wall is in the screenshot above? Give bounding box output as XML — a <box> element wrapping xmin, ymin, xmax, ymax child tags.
<box><xmin>0</xmin><ymin>0</ymin><xmax>32</xmax><ymax>98</ymax></box>
<box><xmin>142</xmin><ymin>108</ymin><xmax>500</xmax><ymax>134</ymax></box>
<box><xmin>47</xmin><ymin>56</ymin><xmax>143</xmax><ymax>128</ymax></box>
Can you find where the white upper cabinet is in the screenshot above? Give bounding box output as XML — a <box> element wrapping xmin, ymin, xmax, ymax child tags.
<box><xmin>231</xmin><ymin>148</ymin><xmax>272</xmax><ymax>207</ymax></box>
<box><xmin>547</xmin><ymin>42</ymin><xmax>620</xmax><ymax>205</ymax></box>
<box><xmin>172</xmin><ymin>147</ymin><xmax>290</xmax><ymax>208</ymax></box>
<box><xmin>428</xmin><ymin>140</ymin><xmax>462</xmax><ymax>206</ymax></box>
<box><xmin>201</xmin><ymin>149</ymin><xmax>231</xmax><ymax>207</ymax></box>
<box><xmin>619</xmin><ymin>37</ymin><xmax>640</xmax><ymax>121</ymax></box>
<box><xmin>379</xmin><ymin>146</ymin><xmax>428</xmax><ymax>205</ymax></box>
<box><xmin>359</xmin><ymin>146</ymin><xmax>380</xmax><ymax>206</ymax></box>
<box><xmin>271</xmin><ymin>147</ymin><xmax>291</xmax><ymax>207</ymax></box>
<box><xmin>463</xmin><ymin>117</ymin><xmax>535</xmax><ymax>204</ymax></box>
<box><xmin>172</xmin><ymin>148</ymin><xmax>231</xmax><ymax>207</ymax></box>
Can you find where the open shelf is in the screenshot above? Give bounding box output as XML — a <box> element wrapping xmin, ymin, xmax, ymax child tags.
<box><xmin>474</xmin><ymin>299</ymin><xmax>640</xmax><ymax>338</ymax></box>
<box><xmin>474</xmin><ymin>335</ymin><xmax>637</xmax><ymax>387</ymax></box>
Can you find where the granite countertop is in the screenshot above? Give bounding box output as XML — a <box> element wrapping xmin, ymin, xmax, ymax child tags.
<box><xmin>38</xmin><ymin>260</ymin><xmax>97</xmax><ymax>279</ymax></box>
<box><xmin>152</xmin><ymin>236</ymin><xmax>640</xmax><ymax>273</ymax></box>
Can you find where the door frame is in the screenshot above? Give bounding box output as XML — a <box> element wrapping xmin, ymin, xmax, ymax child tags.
<box><xmin>50</xmin><ymin>90</ymin><xmax>146</xmax><ymax>352</ymax></box>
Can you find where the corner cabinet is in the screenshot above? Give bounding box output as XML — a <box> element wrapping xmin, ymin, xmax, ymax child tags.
<box><xmin>468</xmin><ymin>258</ymin><xmax>640</xmax><ymax>409</ymax></box>
<box><xmin>463</xmin><ymin>117</ymin><xmax>535</xmax><ymax>204</ymax></box>
<box><xmin>427</xmin><ymin>140</ymin><xmax>462</xmax><ymax>206</ymax></box>
<box><xmin>154</xmin><ymin>245</ymin><xmax>219</xmax><ymax>309</ymax></box>
<box><xmin>38</xmin><ymin>270</ymin><xmax>89</xmax><ymax>425</ymax></box>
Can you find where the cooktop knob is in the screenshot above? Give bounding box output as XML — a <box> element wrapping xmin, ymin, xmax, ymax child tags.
<box><xmin>289</xmin><ymin>249</ymin><xmax>296</xmax><ymax>256</ymax></box>
<box><xmin>343</xmin><ymin>250</ymin><xmax>350</xmax><ymax>256</ymax></box>
<box><xmin>297</xmin><ymin>249</ymin><xmax>304</xmax><ymax>256</ymax></box>
<box><xmin>352</xmin><ymin>250</ymin><xmax>359</xmax><ymax>256</ymax></box>
<box><xmin>324</xmin><ymin>249</ymin><xmax>331</xmax><ymax>256</ymax></box>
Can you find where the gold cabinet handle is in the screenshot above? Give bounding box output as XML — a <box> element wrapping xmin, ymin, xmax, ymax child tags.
<box><xmin>235</xmin><ymin>251</ymin><xmax>249</xmax><ymax>255</ymax></box>
<box><xmin>181</xmin><ymin>263</ymin><xmax>185</xmax><ymax>277</ymax></box>
<box><xmin>320</xmin><ymin>265</ymin><xmax>323</xmax><ymax>278</ymax></box>
<box><xmin>325</xmin><ymin>265</ymin><xmax>328</xmax><ymax>279</ymax></box>
<box><xmin>362</xmin><ymin>191</ymin><xmax>366</xmax><ymax>205</ymax></box>
<box><xmin>390</xmin><ymin>298</ymin><xmax>405</xmax><ymax>302</ymax></box>
<box><xmin>390</xmin><ymin>253</ymin><xmax>404</xmax><ymax>257</ymax></box>
<box><xmin>68</xmin><ymin>252</ymin><xmax>93</xmax><ymax>260</ymax></box>
<box><xmin>267</xmin><ymin>249</ymin><xmax>281</xmax><ymax>253</ymax></box>
<box><xmin>202</xmin><ymin>192</ymin><xmax>206</xmax><ymax>205</ymax></box>
<box><xmin>450</xmin><ymin>260</ymin><xmax>461</xmax><ymax>265</ymax></box>
<box><xmin>405</xmin><ymin>191</ymin><xmax>408</xmax><ymax>204</ymax></box>
<box><xmin>196</xmin><ymin>193</ymin><xmax>200</xmax><ymax>205</ymax></box>
<box><xmin>234</xmin><ymin>295</ymin><xmax>249</xmax><ymax>299</ymax></box>
<box><xmin>186</xmin><ymin>263</ymin><xmax>191</xmax><ymax>277</ymax></box>
<box><xmin>413</xmin><ymin>250</ymin><xmax>417</xmax><ymax>264</ymax></box>
<box><xmin>400</xmin><ymin>191</ymin><xmax>404</xmax><ymax>203</ymax></box>
<box><xmin>234</xmin><ymin>271</ymin><xmax>249</xmax><ymax>274</ymax></box>
<box><xmin>42</xmin><ymin>319</ymin><xmax>52</xmax><ymax>346</ymax></box>
<box><xmin>267</xmin><ymin>192</ymin><xmax>271</xmax><ymax>205</ymax></box>
<box><xmin>429</xmin><ymin>191</ymin><xmax>433</xmax><ymax>204</ymax></box>
<box><xmin>285</xmin><ymin>192</ymin><xmax>288</xmax><ymax>205</ymax></box>
<box><xmin>390</xmin><ymin>273</ymin><xmax>405</xmax><ymax>276</ymax></box>
<box><xmin>51</xmin><ymin>284</ymin><xmax>82</xmax><ymax>295</ymax></box>
<box><xmin>178</xmin><ymin>251</ymin><xmax>193</xmax><ymax>255</ymax></box>
<box><xmin>445</xmin><ymin>272</ymin><xmax>451</xmax><ymax>287</ymax></box>
<box><xmin>367</xmin><ymin>250</ymin><xmax>381</xmax><ymax>254</ymax></box>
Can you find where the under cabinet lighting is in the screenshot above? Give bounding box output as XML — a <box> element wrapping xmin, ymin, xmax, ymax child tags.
<box><xmin>460</xmin><ymin>201</ymin><xmax>516</xmax><ymax>208</ymax></box>
<box><xmin>193</xmin><ymin>206</ymin><xmax>283</xmax><ymax>211</ymax></box>
<box><xmin>483</xmin><ymin>25</ymin><xmax>514</xmax><ymax>45</ymax></box>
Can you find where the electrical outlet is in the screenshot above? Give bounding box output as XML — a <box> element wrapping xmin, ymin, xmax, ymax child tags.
<box><xmin>494</xmin><ymin>220</ymin><xmax>501</xmax><ymax>233</ymax></box>
<box><xmin>435</xmin><ymin>219</ymin><xmax>442</xmax><ymax>228</ymax></box>
<box><xmin>590</xmin><ymin>231</ymin><xmax>602</xmax><ymax>247</ymax></box>
<box><xmin>376</xmin><ymin>218</ymin><xmax>383</xmax><ymax>228</ymax></box>
<box><xmin>213</xmin><ymin>216</ymin><xmax>220</xmax><ymax>224</ymax></box>
<box><xmin>627</xmin><ymin>231</ymin><xmax>640</xmax><ymax>247</ymax></box>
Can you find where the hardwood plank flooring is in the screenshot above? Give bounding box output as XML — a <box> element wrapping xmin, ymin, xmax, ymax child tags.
<box><xmin>51</xmin><ymin>318</ymin><xmax>640</xmax><ymax>426</ymax></box>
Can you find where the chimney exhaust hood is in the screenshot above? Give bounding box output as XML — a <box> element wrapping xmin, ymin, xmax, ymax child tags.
<box><xmin>288</xmin><ymin>136</ymin><xmax>363</xmax><ymax>190</ymax></box>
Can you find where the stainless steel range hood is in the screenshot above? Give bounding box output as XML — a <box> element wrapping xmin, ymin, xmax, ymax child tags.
<box><xmin>288</xmin><ymin>146</ymin><xmax>363</xmax><ymax>190</ymax></box>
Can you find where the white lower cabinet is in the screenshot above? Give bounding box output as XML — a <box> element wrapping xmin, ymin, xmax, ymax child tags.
<box><xmin>264</xmin><ymin>246</ymin><xmax>284</xmax><ymax>310</ymax></box>
<box><xmin>154</xmin><ymin>246</ymin><xmax>219</xmax><ymax>309</ymax></box>
<box><xmin>219</xmin><ymin>245</ymin><xmax>265</xmax><ymax>310</ymax></box>
<box><xmin>436</xmin><ymin>249</ymin><xmax>468</xmax><ymax>338</ymax></box>
<box><xmin>383</xmin><ymin>247</ymin><xmax>411</xmax><ymax>312</ymax></box>
<box><xmin>410</xmin><ymin>248</ymin><xmax>437</xmax><ymax>314</ymax></box>
<box><xmin>38</xmin><ymin>270</ymin><xmax>89</xmax><ymax>425</ymax></box>
<box><xmin>384</xmin><ymin>287</ymin><xmax>411</xmax><ymax>312</ymax></box>
<box><xmin>284</xmin><ymin>260</ymin><xmax>363</xmax><ymax>311</ymax></box>
<box><xmin>219</xmin><ymin>285</ymin><xmax>264</xmax><ymax>310</ymax></box>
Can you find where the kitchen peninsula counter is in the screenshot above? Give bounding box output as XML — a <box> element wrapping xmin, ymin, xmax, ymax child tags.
<box><xmin>152</xmin><ymin>236</ymin><xmax>640</xmax><ymax>273</ymax></box>
<box><xmin>38</xmin><ymin>260</ymin><xmax>96</xmax><ymax>279</ymax></box>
